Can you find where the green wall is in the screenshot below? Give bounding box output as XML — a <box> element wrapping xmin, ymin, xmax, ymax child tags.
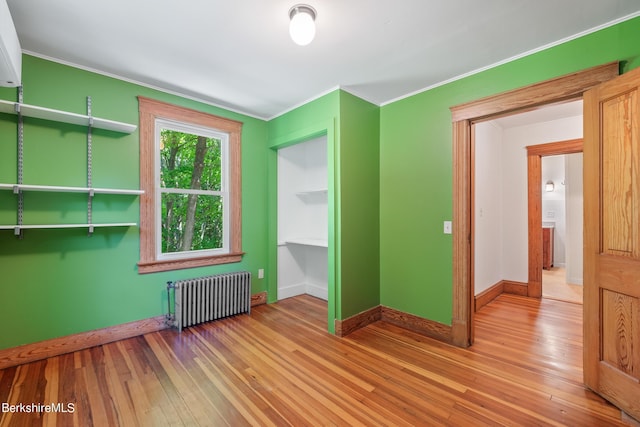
<box><xmin>0</xmin><ymin>55</ymin><xmax>270</xmax><ymax>350</ymax></box>
<box><xmin>337</xmin><ymin>91</ymin><xmax>380</xmax><ymax>318</ymax></box>
<box><xmin>267</xmin><ymin>89</ymin><xmax>381</xmax><ymax>329</ymax></box>
<box><xmin>267</xmin><ymin>91</ymin><xmax>340</xmax><ymax>331</ymax></box>
<box><xmin>379</xmin><ymin>16</ymin><xmax>640</xmax><ymax>325</ymax></box>
<box><xmin>3</xmin><ymin>15</ymin><xmax>639</xmax><ymax>351</ymax></box>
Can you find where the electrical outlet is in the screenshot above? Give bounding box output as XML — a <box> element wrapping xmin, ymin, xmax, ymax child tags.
<box><xmin>258</xmin><ymin>268</ymin><xmax>264</xmax><ymax>279</ymax></box>
<box><xmin>444</xmin><ymin>221</ymin><xmax>452</xmax><ymax>234</ymax></box>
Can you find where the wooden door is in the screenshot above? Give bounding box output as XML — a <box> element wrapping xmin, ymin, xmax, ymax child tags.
<box><xmin>584</xmin><ymin>66</ymin><xmax>640</xmax><ymax>421</ymax></box>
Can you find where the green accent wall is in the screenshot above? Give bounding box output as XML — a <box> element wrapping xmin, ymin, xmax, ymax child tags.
<box><xmin>0</xmin><ymin>55</ymin><xmax>269</xmax><ymax>350</ymax></box>
<box><xmin>379</xmin><ymin>16</ymin><xmax>640</xmax><ymax>325</ymax></box>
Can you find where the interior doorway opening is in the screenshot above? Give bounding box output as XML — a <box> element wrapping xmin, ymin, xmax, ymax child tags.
<box><xmin>450</xmin><ymin>61</ymin><xmax>618</xmax><ymax>348</ymax></box>
<box><xmin>473</xmin><ymin>102</ymin><xmax>583</xmax><ymax>308</ymax></box>
<box><xmin>540</xmin><ymin>152</ymin><xmax>584</xmax><ymax>305</ymax></box>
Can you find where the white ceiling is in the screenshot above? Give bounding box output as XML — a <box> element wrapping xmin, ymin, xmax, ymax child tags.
<box><xmin>6</xmin><ymin>0</ymin><xmax>640</xmax><ymax>119</ymax></box>
<box><xmin>492</xmin><ymin>100</ymin><xmax>583</xmax><ymax>129</ymax></box>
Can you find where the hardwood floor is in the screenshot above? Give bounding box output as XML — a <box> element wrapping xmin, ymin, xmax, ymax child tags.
<box><xmin>0</xmin><ymin>294</ymin><xmax>629</xmax><ymax>426</ymax></box>
<box><xmin>543</xmin><ymin>267</ymin><xmax>583</xmax><ymax>304</ymax></box>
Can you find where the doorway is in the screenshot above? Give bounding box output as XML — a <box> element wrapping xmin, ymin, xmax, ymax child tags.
<box><xmin>276</xmin><ymin>136</ymin><xmax>329</xmax><ymax>302</ymax></box>
<box><xmin>450</xmin><ymin>61</ymin><xmax>619</xmax><ymax>347</ymax></box>
<box><xmin>473</xmin><ymin>106</ymin><xmax>583</xmax><ymax>306</ymax></box>
<box><xmin>540</xmin><ymin>152</ymin><xmax>584</xmax><ymax>304</ymax></box>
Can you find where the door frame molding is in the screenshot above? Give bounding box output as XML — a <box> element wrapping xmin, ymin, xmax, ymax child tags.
<box><xmin>526</xmin><ymin>139</ymin><xmax>583</xmax><ymax>298</ymax></box>
<box><xmin>450</xmin><ymin>62</ymin><xmax>619</xmax><ymax>347</ymax></box>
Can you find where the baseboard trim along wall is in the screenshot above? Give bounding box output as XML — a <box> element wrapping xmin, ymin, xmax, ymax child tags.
<box><xmin>475</xmin><ymin>280</ymin><xmax>528</xmax><ymax>312</ymax></box>
<box><xmin>336</xmin><ymin>304</ymin><xmax>452</xmax><ymax>343</ymax></box>
<box><xmin>335</xmin><ymin>305</ymin><xmax>382</xmax><ymax>337</ymax></box>
<box><xmin>381</xmin><ymin>306</ymin><xmax>453</xmax><ymax>343</ymax></box>
<box><xmin>0</xmin><ymin>292</ymin><xmax>269</xmax><ymax>370</ymax></box>
<box><xmin>0</xmin><ymin>315</ymin><xmax>169</xmax><ymax>370</ymax></box>
<box><xmin>251</xmin><ymin>291</ymin><xmax>268</xmax><ymax>307</ymax></box>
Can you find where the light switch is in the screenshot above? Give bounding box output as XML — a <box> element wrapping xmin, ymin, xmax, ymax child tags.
<box><xmin>444</xmin><ymin>221</ymin><xmax>452</xmax><ymax>234</ymax></box>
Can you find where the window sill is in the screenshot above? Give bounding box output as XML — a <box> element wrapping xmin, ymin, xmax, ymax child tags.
<box><xmin>137</xmin><ymin>252</ymin><xmax>244</xmax><ymax>274</ymax></box>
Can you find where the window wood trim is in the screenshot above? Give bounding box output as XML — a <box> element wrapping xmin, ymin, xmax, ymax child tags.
<box><xmin>137</xmin><ymin>97</ymin><xmax>243</xmax><ymax>274</ymax></box>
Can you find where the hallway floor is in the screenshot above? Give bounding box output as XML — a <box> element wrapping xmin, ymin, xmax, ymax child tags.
<box><xmin>542</xmin><ymin>267</ymin><xmax>583</xmax><ymax>304</ymax></box>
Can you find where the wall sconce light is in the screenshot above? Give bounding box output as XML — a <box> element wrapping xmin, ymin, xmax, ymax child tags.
<box><xmin>289</xmin><ymin>4</ymin><xmax>316</xmax><ymax>46</ymax></box>
<box><xmin>545</xmin><ymin>180</ymin><xmax>555</xmax><ymax>192</ymax></box>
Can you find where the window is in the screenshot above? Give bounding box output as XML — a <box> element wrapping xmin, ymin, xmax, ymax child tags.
<box><xmin>138</xmin><ymin>97</ymin><xmax>243</xmax><ymax>273</ymax></box>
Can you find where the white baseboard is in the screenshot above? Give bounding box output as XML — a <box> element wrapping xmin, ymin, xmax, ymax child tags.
<box><xmin>278</xmin><ymin>283</ymin><xmax>306</xmax><ymax>300</ymax></box>
<box><xmin>277</xmin><ymin>282</ymin><xmax>328</xmax><ymax>301</ymax></box>
<box><xmin>306</xmin><ymin>283</ymin><xmax>328</xmax><ymax>300</ymax></box>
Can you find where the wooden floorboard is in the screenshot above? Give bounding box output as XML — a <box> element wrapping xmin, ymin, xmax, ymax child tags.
<box><xmin>0</xmin><ymin>294</ymin><xmax>629</xmax><ymax>426</ymax></box>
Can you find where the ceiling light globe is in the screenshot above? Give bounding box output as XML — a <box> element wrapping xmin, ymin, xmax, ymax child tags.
<box><xmin>289</xmin><ymin>5</ymin><xmax>316</xmax><ymax>46</ymax></box>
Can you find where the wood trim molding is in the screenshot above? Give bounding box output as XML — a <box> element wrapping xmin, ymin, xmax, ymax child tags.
<box><xmin>526</xmin><ymin>139</ymin><xmax>583</xmax><ymax>297</ymax></box>
<box><xmin>527</xmin><ymin>153</ymin><xmax>543</xmax><ymax>297</ymax></box>
<box><xmin>0</xmin><ymin>316</ymin><xmax>169</xmax><ymax>370</ymax></box>
<box><xmin>335</xmin><ymin>304</ymin><xmax>453</xmax><ymax>343</ymax></box>
<box><xmin>452</xmin><ymin>119</ymin><xmax>473</xmax><ymax>347</ymax></box>
<box><xmin>450</xmin><ymin>62</ymin><xmax>619</xmax><ymax>122</ymax></box>
<box><xmin>503</xmin><ymin>280</ymin><xmax>528</xmax><ymax>296</ymax></box>
<box><xmin>381</xmin><ymin>307</ymin><xmax>452</xmax><ymax>343</ymax></box>
<box><xmin>475</xmin><ymin>280</ymin><xmax>530</xmax><ymax>312</ymax></box>
<box><xmin>475</xmin><ymin>282</ymin><xmax>504</xmax><ymax>312</ymax></box>
<box><xmin>137</xmin><ymin>96</ymin><xmax>244</xmax><ymax>274</ymax></box>
<box><xmin>451</xmin><ymin>63</ymin><xmax>618</xmax><ymax>348</ymax></box>
<box><xmin>335</xmin><ymin>305</ymin><xmax>382</xmax><ymax>337</ymax></box>
<box><xmin>526</xmin><ymin>138</ymin><xmax>583</xmax><ymax>156</ymax></box>
<box><xmin>0</xmin><ymin>291</ymin><xmax>267</xmax><ymax>369</ymax></box>
<box><xmin>251</xmin><ymin>291</ymin><xmax>268</xmax><ymax>307</ymax></box>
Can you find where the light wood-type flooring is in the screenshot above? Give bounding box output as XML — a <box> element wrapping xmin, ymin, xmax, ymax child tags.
<box><xmin>543</xmin><ymin>267</ymin><xmax>583</xmax><ymax>304</ymax></box>
<box><xmin>0</xmin><ymin>294</ymin><xmax>630</xmax><ymax>426</ymax></box>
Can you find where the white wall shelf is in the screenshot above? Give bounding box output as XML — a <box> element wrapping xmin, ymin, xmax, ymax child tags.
<box><xmin>277</xmin><ymin>136</ymin><xmax>329</xmax><ymax>301</ymax></box>
<box><xmin>0</xmin><ymin>223</ymin><xmax>137</xmax><ymax>236</ymax></box>
<box><xmin>0</xmin><ymin>183</ymin><xmax>144</xmax><ymax>195</ymax></box>
<box><xmin>0</xmin><ymin>99</ymin><xmax>137</xmax><ymax>133</ymax></box>
<box><xmin>0</xmin><ymin>223</ymin><xmax>137</xmax><ymax>230</ymax></box>
<box><xmin>283</xmin><ymin>238</ymin><xmax>328</xmax><ymax>248</ymax></box>
<box><xmin>295</xmin><ymin>189</ymin><xmax>328</xmax><ymax>197</ymax></box>
<box><xmin>1</xmin><ymin>89</ymin><xmax>141</xmax><ymax>237</ymax></box>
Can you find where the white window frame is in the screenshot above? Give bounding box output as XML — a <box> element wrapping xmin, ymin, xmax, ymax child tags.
<box><xmin>154</xmin><ymin>119</ymin><xmax>230</xmax><ymax>261</ymax></box>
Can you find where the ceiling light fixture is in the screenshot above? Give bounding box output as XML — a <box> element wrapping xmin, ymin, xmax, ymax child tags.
<box><xmin>289</xmin><ymin>4</ymin><xmax>316</xmax><ymax>46</ymax></box>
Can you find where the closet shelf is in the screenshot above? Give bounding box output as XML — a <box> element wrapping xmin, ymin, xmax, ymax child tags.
<box><xmin>283</xmin><ymin>238</ymin><xmax>328</xmax><ymax>248</ymax></box>
<box><xmin>0</xmin><ymin>99</ymin><xmax>137</xmax><ymax>134</ymax></box>
<box><xmin>295</xmin><ymin>189</ymin><xmax>328</xmax><ymax>197</ymax></box>
<box><xmin>0</xmin><ymin>183</ymin><xmax>144</xmax><ymax>195</ymax></box>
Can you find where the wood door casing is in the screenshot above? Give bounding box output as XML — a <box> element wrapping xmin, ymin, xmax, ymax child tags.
<box><xmin>451</xmin><ymin>62</ymin><xmax>619</xmax><ymax>347</ymax></box>
<box><xmin>525</xmin><ymin>139</ymin><xmax>582</xmax><ymax>298</ymax></box>
<box><xmin>584</xmin><ymin>65</ymin><xmax>640</xmax><ymax>421</ymax></box>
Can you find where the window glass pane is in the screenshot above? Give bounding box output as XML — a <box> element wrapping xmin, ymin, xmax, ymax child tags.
<box><xmin>161</xmin><ymin>193</ymin><xmax>223</xmax><ymax>253</ymax></box>
<box><xmin>160</xmin><ymin>129</ymin><xmax>222</xmax><ymax>191</ymax></box>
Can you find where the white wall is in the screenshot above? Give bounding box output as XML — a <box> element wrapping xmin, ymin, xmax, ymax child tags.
<box><xmin>565</xmin><ymin>153</ymin><xmax>583</xmax><ymax>285</ymax></box>
<box><xmin>474</xmin><ymin>114</ymin><xmax>582</xmax><ymax>295</ymax></box>
<box><xmin>277</xmin><ymin>136</ymin><xmax>329</xmax><ymax>300</ymax></box>
<box><xmin>474</xmin><ymin>121</ymin><xmax>504</xmax><ymax>294</ymax></box>
<box><xmin>501</xmin><ymin>115</ymin><xmax>582</xmax><ymax>284</ymax></box>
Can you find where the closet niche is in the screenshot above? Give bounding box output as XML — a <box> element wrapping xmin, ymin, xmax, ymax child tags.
<box><xmin>277</xmin><ymin>136</ymin><xmax>328</xmax><ymax>301</ymax></box>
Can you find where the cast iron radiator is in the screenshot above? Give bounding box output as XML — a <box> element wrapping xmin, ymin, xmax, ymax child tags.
<box><xmin>167</xmin><ymin>271</ymin><xmax>251</xmax><ymax>331</ymax></box>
